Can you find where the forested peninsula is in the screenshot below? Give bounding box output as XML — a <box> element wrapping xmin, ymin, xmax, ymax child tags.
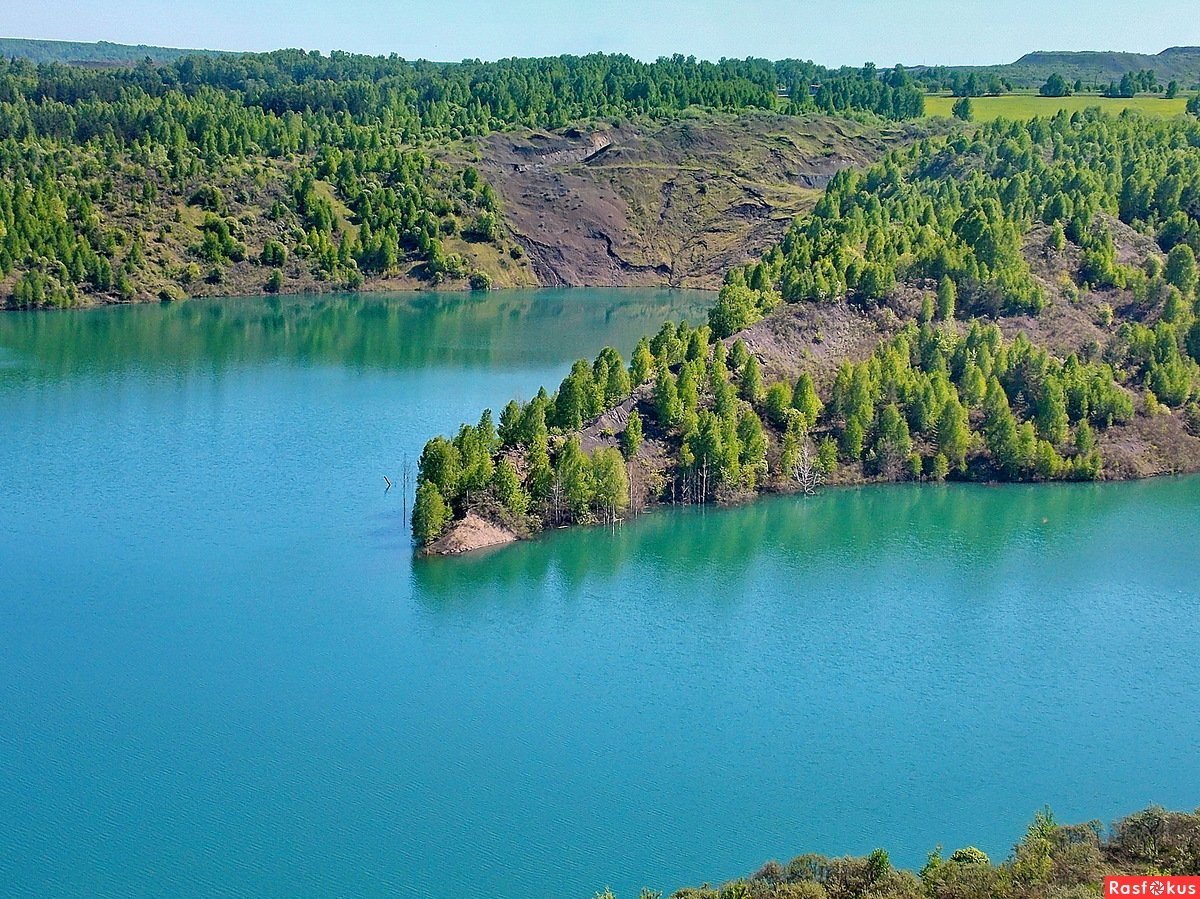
<box><xmin>413</xmin><ymin>111</ymin><xmax>1200</xmax><ymax>553</ymax></box>
<box><xmin>639</xmin><ymin>805</ymin><xmax>1200</xmax><ymax>899</ymax></box>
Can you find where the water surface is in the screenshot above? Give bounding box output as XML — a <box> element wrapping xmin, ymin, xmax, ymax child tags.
<box><xmin>2</xmin><ymin>289</ymin><xmax>1198</xmax><ymax>898</ymax></box>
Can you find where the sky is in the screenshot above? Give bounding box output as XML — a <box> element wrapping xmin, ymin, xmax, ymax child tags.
<box><xmin>1</xmin><ymin>0</ymin><xmax>1197</xmax><ymax>67</ymax></box>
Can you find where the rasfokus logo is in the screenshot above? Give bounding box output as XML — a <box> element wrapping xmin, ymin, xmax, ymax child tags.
<box><xmin>1105</xmin><ymin>876</ymin><xmax>1200</xmax><ymax>896</ymax></box>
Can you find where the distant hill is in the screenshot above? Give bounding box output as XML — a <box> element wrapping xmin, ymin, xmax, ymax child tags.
<box><xmin>0</xmin><ymin>37</ymin><xmax>228</xmax><ymax>66</ymax></box>
<box><xmin>913</xmin><ymin>47</ymin><xmax>1200</xmax><ymax>90</ymax></box>
<box><xmin>1011</xmin><ymin>47</ymin><xmax>1200</xmax><ymax>83</ymax></box>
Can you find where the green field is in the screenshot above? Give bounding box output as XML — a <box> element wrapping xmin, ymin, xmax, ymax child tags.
<box><xmin>925</xmin><ymin>93</ymin><xmax>1190</xmax><ymax>120</ymax></box>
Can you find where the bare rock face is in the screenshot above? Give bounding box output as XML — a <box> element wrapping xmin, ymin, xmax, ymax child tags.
<box><xmin>466</xmin><ymin>113</ymin><xmax>934</xmax><ymax>289</ymax></box>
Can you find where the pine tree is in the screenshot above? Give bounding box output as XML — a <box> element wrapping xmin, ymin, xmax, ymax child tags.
<box><xmin>412</xmin><ymin>481</ymin><xmax>451</xmax><ymax>545</ymax></box>
<box><xmin>630</xmin><ymin>337</ymin><xmax>654</xmax><ymax>386</ymax></box>
<box><xmin>1035</xmin><ymin>381</ymin><xmax>1069</xmax><ymax>446</ymax></box>
<box><xmin>653</xmin><ymin>366</ymin><xmax>683</xmax><ymax>429</ymax></box>
<box><xmin>492</xmin><ymin>459</ymin><xmax>529</xmax><ymax>516</ymax></box>
<box><xmin>418</xmin><ymin>436</ymin><xmax>462</xmax><ymax>499</ymax></box>
<box><xmin>498</xmin><ymin>399</ymin><xmax>523</xmax><ymax>447</ymax></box>
<box><xmin>937</xmin><ymin>397</ymin><xmax>970</xmax><ymax>471</ymax></box>
<box><xmin>740</xmin><ymin>355</ymin><xmax>764</xmax><ymax>404</ymax></box>
<box><xmin>936</xmin><ymin>276</ymin><xmax>957</xmax><ymax>321</ymax></box>
<box><xmin>764</xmin><ymin>382</ymin><xmax>793</xmax><ymax>427</ymax></box>
<box><xmin>555</xmin><ymin>436</ymin><xmax>594</xmax><ymax>519</ymax></box>
<box><xmin>590</xmin><ymin>447</ymin><xmax>629</xmax><ymax>522</ymax></box>
<box><xmin>792</xmin><ymin>373</ymin><xmax>823</xmax><ymax>427</ymax></box>
<box><xmin>621</xmin><ymin>410</ymin><xmax>643</xmax><ymax>460</ymax></box>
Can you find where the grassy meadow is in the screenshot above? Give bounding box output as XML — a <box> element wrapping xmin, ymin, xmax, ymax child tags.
<box><xmin>925</xmin><ymin>92</ymin><xmax>1190</xmax><ymax>120</ymax></box>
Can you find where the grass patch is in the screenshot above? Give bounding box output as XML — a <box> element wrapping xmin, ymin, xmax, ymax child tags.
<box><xmin>925</xmin><ymin>93</ymin><xmax>1190</xmax><ymax>121</ymax></box>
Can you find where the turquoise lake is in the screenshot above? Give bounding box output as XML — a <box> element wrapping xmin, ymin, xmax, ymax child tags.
<box><xmin>1</xmin><ymin>289</ymin><xmax>1198</xmax><ymax>898</ymax></box>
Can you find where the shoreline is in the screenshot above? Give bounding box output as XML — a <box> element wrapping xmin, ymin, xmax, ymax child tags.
<box><xmin>421</xmin><ymin>465</ymin><xmax>1200</xmax><ymax>557</ymax></box>
<box><xmin>0</xmin><ymin>280</ymin><xmax>720</xmax><ymax>314</ymax></box>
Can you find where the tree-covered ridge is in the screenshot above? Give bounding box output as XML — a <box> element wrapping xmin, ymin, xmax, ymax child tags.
<box><xmin>413</xmin><ymin>110</ymin><xmax>1200</xmax><ymax>550</ymax></box>
<box><xmin>713</xmin><ymin>109</ymin><xmax>1200</xmax><ymax>329</ymax></box>
<box><xmin>0</xmin><ymin>51</ymin><xmax>923</xmax><ymax>307</ymax></box>
<box><xmin>654</xmin><ymin>805</ymin><xmax>1200</xmax><ymax>899</ymax></box>
<box><xmin>6</xmin><ymin>51</ymin><xmax>923</xmax><ymax>135</ymax></box>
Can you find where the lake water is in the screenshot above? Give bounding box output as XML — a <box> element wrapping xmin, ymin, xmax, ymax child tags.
<box><xmin>1</xmin><ymin>289</ymin><xmax>1198</xmax><ymax>898</ymax></box>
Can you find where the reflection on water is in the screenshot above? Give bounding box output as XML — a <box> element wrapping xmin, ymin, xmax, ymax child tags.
<box><xmin>0</xmin><ymin>288</ymin><xmax>713</xmax><ymax>379</ymax></box>
<box><xmin>411</xmin><ymin>478</ymin><xmax>1162</xmax><ymax>605</ymax></box>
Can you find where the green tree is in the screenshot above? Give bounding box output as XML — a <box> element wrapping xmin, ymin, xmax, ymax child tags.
<box><xmin>792</xmin><ymin>373</ymin><xmax>823</xmax><ymax>427</ymax></box>
<box><xmin>630</xmin><ymin>337</ymin><xmax>655</xmax><ymax>386</ymax></box>
<box><xmin>936</xmin><ymin>276</ymin><xmax>957</xmax><ymax>321</ymax></box>
<box><xmin>1074</xmin><ymin>419</ymin><xmax>1097</xmax><ymax>454</ymax></box>
<box><xmin>527</xmin><ymin>431</ymin><xmax>553</xmax><ymax>500</ymax></box>
<box><xmin>983</xmin><ymin>377</ymin><xmax>1026</xmax><ymax>477</ymax></box>
<box><xmin>596</xmin><ymin>347</ymin><xmax>632</xmax><ymax>406</ymax></box>
<box><xmin>873</xmin><ymin>403</ymin><xmax>913</xmax><ymax>476</ymax></box>
<box><xmin>840</xmin><ymin>417</ymin><xmax>865</xmax><ymax>460</ymax></box>
<box><xmin>937</xmin><ymin>397</ymin><xmax>971</xmax><ymax>471</ymax></box>
<box><xmin>817</xmin><ymin>436</ymin><xmax>839</xmax><ymax>475</ymax></box>
<box><xmin>737</xmin><ymin>409</ymin><xmax>768</xmax><ymax>487</ymax></box>
<box><xmin>260</xmin><ymin>239</ymin><xmax>287</xmax><ymax>267</ymax></box>
<box><xmin>653</xmin><ymin>366</ymin><xmax>683</xmax><ymax>430</ymax></box>
<box><xmin>708</xmin><ymin>283</ymin><xmax>760</xmax><ymax>338</ymax></box>
<box><xmin>590</xmin><ymin>447</ymin><xmax>630</xmax><ymax>521</ymax></box>
<box><xmin>1035</xmin><ymin>380</ymin><xmax>1070</xmax><ymax>445</ymax></box>
<box><xmin>555</xmin><ymin>359</ymin><xmax>600</xmax><ymax>430</ymax></box>
<box><xmin>764</xmin><ymin>381</ymin><xmax>793</xmax><ymax>427</ymax></box>
<box><xmin>1165</xmin><ymin>244</ymin><xmax>1198</xmax><ymax>297</ymax></box>
<box><xmin>1040</xmin><ymin>73</ymin><xmax>1072</xmax><ymax>97</ymax></box>
<box><xmin>418</xmin><ymin>436</ymin><xmax>462</xmax><ymax>498</ymax></box>
<box><xmin>952</xmin><ymin>97</ymin><xmax>973</xmax><ymax>121</ymax></box>
<box><xmin>740</xmin><ymin>355</ymin><xmax>764</xmax><ymax>404</ymax></box>
<box><xmin>931</xmin><ymin>453</ymin><xmax>950</xmax><ymax>481</ymax></box>
<box><xmin>498</xmin><ymin>400</ymin><xmax>523</xmax><ymax>447</ymax></box>
<box><xmin>622</xmin><ymin>409</ymin><xmax>644</xmax><ymax>459</ymax></box>
<box><xmin>493</xmin><ymin>458</ymin><xmax>529</xmax><ymax>516</ymax></box>
<box><xmin>555</xmin><ymin>436</ymin><xmax>594</xmax><ymax>519</ymax></box>
<box><xmin>412</xmin><ymin>481</ymin><xmax>451</xmax><ymax>545</ymax></box>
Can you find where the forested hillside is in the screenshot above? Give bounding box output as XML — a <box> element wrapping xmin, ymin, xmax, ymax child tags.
<box><xmin>0</xmin><ymin>50</ymin><xmax>923</xmax><ymax>308</ymax></box>
<box><xmin>413</xmin><ymin>110</ymin><xmax>1200</xmax><ymax>551</ymax></box>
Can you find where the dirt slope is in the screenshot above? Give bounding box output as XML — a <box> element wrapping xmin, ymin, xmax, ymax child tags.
<box><xmin>467</xmin><ymin>113</ymin><xmax>939</xmax><ymax>289</ymax></box>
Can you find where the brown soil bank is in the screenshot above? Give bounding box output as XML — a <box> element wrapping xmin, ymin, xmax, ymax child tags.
<box><xmin>469</xmin><ymin>112</ymin><xmax>939</xmax><ymax>289</ymax></box>
<box><xmin>426</xmin><ymin>511</ymin><xmax>518</xmax><ymax>555</ymax></box>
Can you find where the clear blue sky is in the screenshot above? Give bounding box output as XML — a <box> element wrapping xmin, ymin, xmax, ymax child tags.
<box><xmin>4</xmin><ymin>0</ymin><xmax>1198</xmax><ymax>66</ymax></box>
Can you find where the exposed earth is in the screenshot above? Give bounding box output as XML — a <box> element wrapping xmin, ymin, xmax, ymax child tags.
<box><xmin>462</xmin><ymin>112</ymin><xmax>941</xmax><ymax>289</ymax></box>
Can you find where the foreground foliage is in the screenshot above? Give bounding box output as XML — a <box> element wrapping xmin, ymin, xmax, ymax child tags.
<box><xmin>649</xmin><ymin>805</ymin><xmax>1200</xmax><ymax>899</ymax></box>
